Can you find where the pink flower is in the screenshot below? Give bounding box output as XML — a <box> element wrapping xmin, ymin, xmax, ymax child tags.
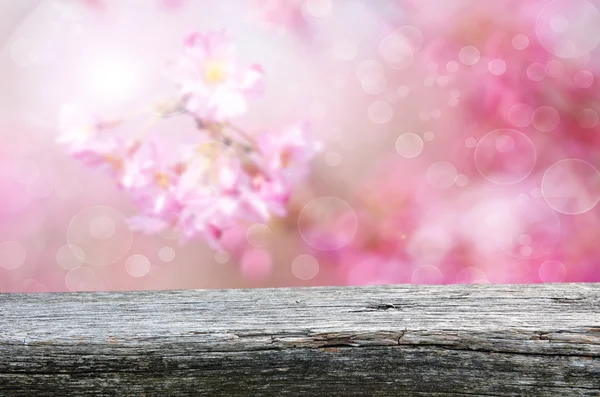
<box><xmin>170</xmin><ymin>30</ymin><xmax>264</xmax><ymax>122</ymax></box>
<box><xmin>57</xmin><ymin>104</ymin><xmax>133</xmax><ymax>177</ymax></box>
<box><xmin>119</xmin><ymin>142</ymin><xmax>183</xmax><ymax>216</ymax></box>
<box><xmin>177</xmin><ymin>193</ymin><xmax>243</xmax><ymax>247</ymax></box>
<box><xmin>174</xmin><ymin>142</ymin><xmax>241</xmax><ymax>198</ymax></box>
<box><xmin>58</xmin><ymin>31</ymin><xmax>318</xmax><ymax>252</ymax></box>
<box><xmin>258</xmin><ymin>123</ymin><xmax>321</xmax><ymax>182</ymax></box>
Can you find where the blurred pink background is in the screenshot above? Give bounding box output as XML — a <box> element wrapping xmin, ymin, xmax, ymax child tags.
<box><xmin>1</xmin><ymin>0</ymin><xmax>600</xmax><ymax>292</ymax></box>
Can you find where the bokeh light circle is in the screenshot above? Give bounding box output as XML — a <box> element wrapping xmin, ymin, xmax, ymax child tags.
<box><xmin>539</xmin><ymin>260</ymin><xmax>567</xmax><ymax>282</ymax></box>
<box><xmin>378</xmin><ymin>30</ymin><xmax>415</xmax><ymax>70</ymax></box>
<box><xmin>397</xmin><ymin>134</ymin><xmax>425</xmax><ymax>157</ymax></box>
<box><xmin>89</xmin><ymin>216</ymin><xmax>116</xmax><ymax>240</ymax></box>
<box><xmin>578</xmin><ymin>108</ymin><xmax>599</xmax><ymax>128</ymax></box>
<box><xmin>465</xmin><ymin>137</ymin><xmax>478</xmax><ymax>148</ymax></box>
<box><xmin>298</xmin><ymin>197</ymin><xmax>358</xmax><ymax>250</ymax></box>
<box><xmin>361</xmin><ymin>78</ymin><xmax>387</xmax><ymax>94</ymax></box>
<box><xmin>474</xmin><ymin>129</ymin><xmax>537</xmax><ymax>184</ymax></box>
<box><xmin>436</xmin><ymin>76</ymin><xmax>448</xmax><ymax>86</ymax></box>
<box><xmin>536</xmin><ymin>0</ymin><xmax>600</xmax><ymax>59</ymax></box>
<box><xmin>368</xmin><ymin>101</ymin><xmax>393</xmax><ymax>124</ymax></box>
<box><xmin>455</xmin><ymin>174</ymin><xmax>469</xmax><ymax>187</ymax></box>
<box><xmin>447</xmin><ymin>61</ymin><xmax>460</xmax><ymax>72</ymax></box>
<box><xmin>125</xmin><ymin>254</ymin><xmax>151</xmax><ymax>277</ymax></box>
<box><xmin>67</xmin><ymin>206</ymin><xmax>133</xmax><ymax>266</ymax></box>
<box><xmin>246</xmin><ymin>224</ymin><xmax>272</xmax><ymax>248</ymax></box>
<box><xmin>500</xmin><ymin>198</ymin><xmax>562</xmax><ymax>259</ymax></box>
<box><xmin>533</xmin><ymin>106</ymin><xmax>560</xmax><ymax>131</ymax></box>
<box><xmin>56</xmin><ymin>244</ymin><xmax>85</xmax><ymax>270</ymax></box>
<box><xmin>412</xmin><ymin>264</ymin><xmax>442</xmax><ymax>284</ymax></box>
<box><xmin>488</xmin><ymin>59</ymin><xmax>507</xmax><ymax>75</ymax></box>
<box><xmin>574</xmin><ymin>70</ymin><xmax>594</xmax><ymax>88</ymax></box>
<box><xmin>527</xmin><ymin>63</ymin><xmax>547</xmax><ymax>81</ymax></box>
<box><xmin>541</xmin><ymin>159</ymin><xmax>600</xmax><ymax>214</ymax></box>
<box><xmin>463</xmin><ymin>197</ymin><xmax>561</xmax><ymax>259</ymax></box>
<box><xmin>546</xmin><ymin>60</ymin><xmax>564</xmax><ymax>77</ymax></box>
<box><xmin>356</xmin><ymin>60</ymin><xmax>384</xmax><ymax>86</ymax></box>
<box><xmin>508</xmin><ymin>103</ymin><xmax>534</xmax><ymax>127</ymax></box>
<box><xmin>0</xmin><ymin>241</ymin><xmax>27</xmax><ymax>270</ymax></box>
<box><xmin>396</xmin><ymin>25</ymin><xmax>424</xmax><ymax>51</ymax></box>
<box><xmin>291</xmin><ymin>254</ymin><xmax>320</xmax><ymax>280</ymax></box>
<box><xmin>214</xmin><ymin>250</ymin><xmax>230</xmax><ymax>264</ymax></box>
<box><xmin>512</xmin><ymin>34</ymin><xmax>530</xmax><ymax>50</ymax></box>
<box><xmin>426</xmin><ymin>161</ymin><xmax>457</xmax><ymax>189</ymax></box>
<box><xmin>65</xmin><ymin>267</ymin><xmax>97</xmax><ymax>292</ymax></box>
<box><xmin>158</xmin><ymin>247</ymin><xmax>175</xmax><ymax>263</ymax></box>
<box><xmin>458</xmin><ymin>46</ymin><xmax>480</xmax><ymax>65</ymax></box>
<box><xmin>455</xmin><ymin>267</ymin><xmax>488</xmax><ymax>284</ymax></box>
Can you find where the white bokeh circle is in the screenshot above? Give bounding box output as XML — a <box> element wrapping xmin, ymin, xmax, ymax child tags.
<box><xmin>298</xmin><ymin>197</ymin><xmax>358</xmax><ymax>250</ymax></box>
<box><xmin>65</xmin><ymin>267</ymin><xmax>97</xmax><ymax>292</ymax></box>
<box><xmin>291</xmin><ymin>254</ymin><xmax>320</xmax><ymax>280</ymax></box>
<box><xmin>246</xmin><ymin>223</ymin><xmax>272</xmax><ymax>248</ymax></box>
<box><xmin>536</xmin><ymin>0</ymin><xmax>600</xmax><ymax>59</ymax></box>
<box><xmin>0</xmin><ymin>241</ymin><xmax>27</xmax><ymax>270</ymax></box>
<box><xmin>56</xmin><ymin>244</ymin><xmax>85</xmax><ymax>270</ymax></box>
<box><xmin>378</xmin><ymin>29</ymin><xmax>415</xmax><ymax>70</ymax></box>
<box><xmin>67</xmin><ymin>206</ymin><xmax>133</xmax><ymax>266</ymax></box>
<box><xmin>426</xmin><ymin>161</ymin><xmax>457</xmax><ymax>189</ymax></box>
<box><xmin>541</xmin><ymin>158</ymin><xmax>600</xmax><ymax>215</ymax></box>
<box><xmin>125</xmin><ymin>254</ymin><xmax>151</xmax><ymax>277</ymax></box>
<box><xmin>474</xmin><ymin>129</ymin><xmax>537</xmax><ymax>184</ymax></box>
<box><xmin>396</xmin><ymin>133</ymin><xmax>424</xmax><ymax>158</ymax></box>
<box><xmin>368</xmin><ymin>101</ymin><xmax>393</xmax><ymax>124</ymax></box>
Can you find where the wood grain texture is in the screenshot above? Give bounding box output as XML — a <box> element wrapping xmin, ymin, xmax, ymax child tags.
<box><xmin>1</xmin><ymin>283</ymin><xmax>600</xmax><ymax>396</ymax></box>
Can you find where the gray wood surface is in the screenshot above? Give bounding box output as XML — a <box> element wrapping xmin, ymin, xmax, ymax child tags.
<box><xmin>1</xmin><ymin>283</ymin><xmax>600</xmax><ymax>396</ymax></box>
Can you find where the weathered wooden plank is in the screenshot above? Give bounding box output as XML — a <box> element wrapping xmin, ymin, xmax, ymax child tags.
<box><xmin>1</xmin><ymin>283</ymin><xmax>600</xmax><ymax>396</ymax></box>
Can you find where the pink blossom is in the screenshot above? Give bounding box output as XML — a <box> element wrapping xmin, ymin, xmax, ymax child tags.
<box><xmin>170</xmin><ymin>30</ymin><xmax>264</xmax><ymax>122</ymax></box>
<box><xmin>57</xmin><ymin>104</ymin><xmax>133</xmax><ymax>176</ymax></box>
<box><xmin>58</xmin><ymin>30</ymin><xmax>318</xmax><ymax>251</ymax></box>
<box><xmin>119</xmin><ymin>142</ymin><xmax>183</xmax><ymax>216</ymax></box>
<box><xmin>258</xmin><ymin>123</ymin><xmax>322</xmax><ymax>182</ymax></box>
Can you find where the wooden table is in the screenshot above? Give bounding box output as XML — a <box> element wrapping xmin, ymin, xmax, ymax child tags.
<box><xmin>1</xmin><ymin>283</ymin><xmax>600</xmax><ymax>396</ymax></box>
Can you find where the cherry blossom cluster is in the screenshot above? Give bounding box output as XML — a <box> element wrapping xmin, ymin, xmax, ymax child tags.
<box><xmin>57</xmin><ymin>30</ymin><xmax>320</xmax><ymax>247</ymax></box>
